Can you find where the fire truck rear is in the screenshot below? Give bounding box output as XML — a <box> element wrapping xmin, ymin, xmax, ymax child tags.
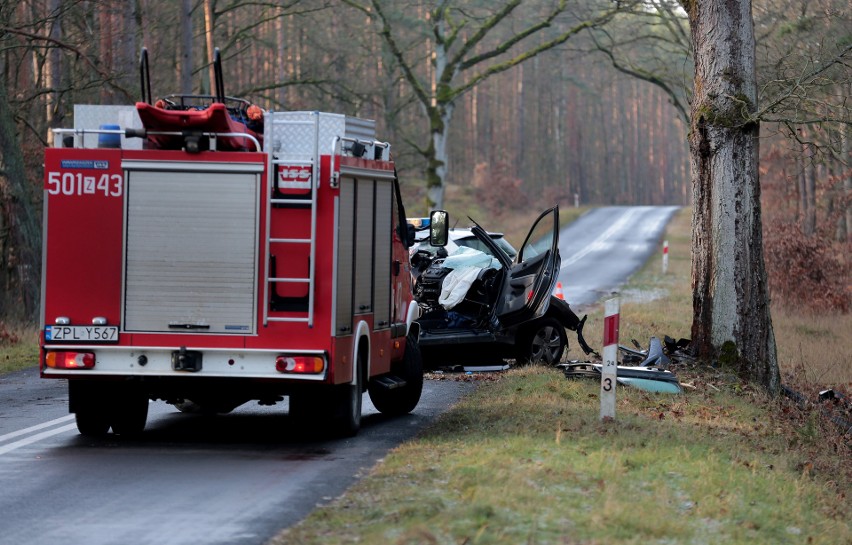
<box><xmin>40</xmin><ymin>105</ymin><xmax>423</xmax><ymax>437</ymax></box>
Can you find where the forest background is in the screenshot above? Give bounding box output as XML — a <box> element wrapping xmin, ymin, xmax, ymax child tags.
<box><xmin>0</xmin><ymin>0</ymin><xmax>849</xmax><ymax>326</ymax></box>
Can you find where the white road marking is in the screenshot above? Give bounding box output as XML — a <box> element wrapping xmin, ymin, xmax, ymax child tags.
<box><xmin>0</xmin><ymin>414</ymin><xmax>75</xmax><ymax>443</ymax></box>
<box><xmin>561</xmin><ymin>208</ymin><xmax>640</xmax><ymax>270</ymax></box>
<box><xmin>0</xmin><ymin>423</ymin><xmax>78</xmax><ymax>456</ymax></box>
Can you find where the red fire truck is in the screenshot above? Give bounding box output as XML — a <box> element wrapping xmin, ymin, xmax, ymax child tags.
<box><xmin>40</xmin><ymin>68</ymin><xmax>423</xmax><ymax>437</ymax></box>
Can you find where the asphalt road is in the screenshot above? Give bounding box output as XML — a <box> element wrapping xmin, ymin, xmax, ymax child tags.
<box><xmin>557</xmin><ymin>206</ymin><xmax>680</xmax><ymax>306</ymax></box>
<box><xmin>0</xmin><ymin>205</ymin><xmax>678</xmax><ymax>545</ymax></box>
<box><xmin>0</xmin><ymin>369</ymin><xmax>473</xmax><ymax>545</ymax></box>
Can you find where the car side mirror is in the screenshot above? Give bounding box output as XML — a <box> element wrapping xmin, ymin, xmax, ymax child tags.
<box><xmin>429</xmin><ymin>210</ymin><xmax>449</xmax><ymax>247</ymax></box>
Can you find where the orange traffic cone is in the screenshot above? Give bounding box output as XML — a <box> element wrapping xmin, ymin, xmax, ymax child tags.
<box><xmin>554</xmin><ymin>281</ymin><xmax>565</xmax><ymax>300</ymax></box>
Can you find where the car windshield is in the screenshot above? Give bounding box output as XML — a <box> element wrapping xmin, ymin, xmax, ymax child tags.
<box><xmin>456</xmin><ymin>235</ymin><xmax>517</xmax><ymax>260</ymax></box>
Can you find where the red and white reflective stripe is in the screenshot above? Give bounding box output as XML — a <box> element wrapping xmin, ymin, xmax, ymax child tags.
<box><xmin>603</xmin><ymin>309</ymin><xmax>620</xmax><ymax>347</ymax></box>
<box><xmin>600</xmin><ymin>297</ymin><xmax>620</xmax><ymax>421</ymax></box>
<box><xmin>662</xmin><ymin>240</ymin><xmax>669</xmax><ymax>274</ymax></box>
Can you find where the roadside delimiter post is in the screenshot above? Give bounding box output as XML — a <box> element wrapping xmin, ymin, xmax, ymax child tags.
<box><xmin>600</xmin><ymin>297</ymin><xmax>619</xmax><ymax>421</ymax></box>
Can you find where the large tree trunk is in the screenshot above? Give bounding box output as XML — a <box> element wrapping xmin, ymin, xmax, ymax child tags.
<box><xmin>685</xmin><ymin>0</ymin><xmax>780</xmax><ymax>394</ymax></box>
<box><xmin>203</xmin><ymin>0</ymin><xmax>216</xmax><ymax>95</ymax></box>
<box><xmin>0</xmin><ymin>78</ymin><xmax>41</xmax><ymax>322</ymax></box>
<box><xmin>179</xmin><ymin>0</ymin><xmax>193</xmax><ymax>94</ymax></box>
<box><xmin>842</xmin><ymin>107</ymin><xmax>851</xmax><ymax>242</ymax></box>
<box><xmin>426</xmin><ymin>38</ymin><xmax>453</xmax><ymax>210</ymax></box>
<box><xmin>427</xmin><ymin>105</ymin><xmax>453</xmax><ymax>210</ymax></box>
<box><xmin>45</xmin><ymin>0</ymin><xmax>64</xmax><ymax>147</ymax></box>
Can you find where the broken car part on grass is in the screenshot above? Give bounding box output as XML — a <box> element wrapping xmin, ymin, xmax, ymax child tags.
<box><xmin>561</xmin><ymin>336</ymin><xmax>689</xmax><ymax>394</ymax></box>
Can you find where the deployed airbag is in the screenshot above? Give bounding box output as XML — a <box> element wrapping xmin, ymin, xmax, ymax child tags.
<box><xmin>441</xmin><ymin>246</ymin><xmax>501</xmax><ymax>270</ymax></box>
<box><xmin>438</xmin><ymin>266</ymin><xmax>481</xmax><ymax>310</ymax></box>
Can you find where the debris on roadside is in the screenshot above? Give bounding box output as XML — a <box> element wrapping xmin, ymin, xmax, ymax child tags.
<box><xmin>561</xmin><ymin>362</ymin><xmax>683</xmax><ymax>394</ymax></box>
<box><xmin>782</xmin><ymin>385</ymin><xmax>852</xmax><ymax>438</ymax></box>
<box><xmin>424</xmin><ymin>369</ymin><xmax>505</xmax><ymax>382</ymax></box>
<box><xmin>559</xmin><ymin>335</ymin><xmax>692</xmax><ymax>394</ymax></box>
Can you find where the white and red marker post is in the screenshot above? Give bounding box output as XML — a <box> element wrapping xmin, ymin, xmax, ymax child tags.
<box><xmin>600</xmin><ymin>297</ymin><xmax>620</xmax><ymax>421</ymax></box>
<box><xmin>662</xmin><ymin>240</ymin><xmax>669</xmax><ymax>274</ymax></box>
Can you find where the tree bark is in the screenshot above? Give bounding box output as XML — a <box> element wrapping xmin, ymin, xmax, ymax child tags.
<box><xmin>0</xmin><ymin>76</ymin><xmax>41</xmax><ymax>321</ymax></box>
<box><xmin>45</xmin><ymin>0</ymin><xmax>63</xmax><ymax>146</ymax></box>
<box><xmin>203</xmin><ymin>0</ymin><xmax>215</xmax><ymax>95</ymax></box>
<box><xmin>842</xmin><ymin>105</ymin><xmax>851</xmax><ymax>242</ymax></box>
<box><xmin>685</xmin><ymin>0</ymin><xmax>780</xmax><ymax>394</ymax></box>
<box><xmin>802</xmin><ymin>135</ymin><xmax>816</xmax><ymax>236</ymax></box>
<box><xmin>99</xmin><ymin>0</ymin><xmax>114</xmax><ymax>103</ymax></box>
<box><xmin>179</xmin><ymin>0</ymin><xmax>193</xmax><ymax>94</ymax></box>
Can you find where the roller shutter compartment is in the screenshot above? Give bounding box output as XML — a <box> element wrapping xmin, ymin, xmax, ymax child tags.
<box><xmin>123</xmin><ymin>167</ymin><xmax>260</xmax><ymax>334</ymax></box>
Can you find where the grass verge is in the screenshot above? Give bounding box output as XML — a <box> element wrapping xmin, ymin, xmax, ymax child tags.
<box><xmin>272</xmin><ymin>207</ymin><xmax>851</xmax><ymax>545</ymax></box>
<box><xmin>0</xmin><ymin>325</ymin><xmax>38</xmax><ymax>374</ymax></box>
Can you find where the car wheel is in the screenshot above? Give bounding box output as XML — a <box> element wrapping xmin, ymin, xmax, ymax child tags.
<box><xmin>369</xmin><ymin>332</ymin><xmax>424</xmax><ymax>416</ymax></box>
<box><xmin>519</xmin><ymin>317</ymin><xmax>567</xmax><ymax>365</ymax></box>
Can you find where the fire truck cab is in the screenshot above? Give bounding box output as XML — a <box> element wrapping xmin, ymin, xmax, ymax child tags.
<box><xmin>40</xmin><ymin>102</ymin><xmax>423</xmax><ymax>437</ymax></box>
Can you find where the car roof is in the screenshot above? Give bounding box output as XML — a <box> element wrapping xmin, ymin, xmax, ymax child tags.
<box><xmin>413</xmin><ymin>229</ymin><xmax>505</xmax><ymax>242</ymax></box>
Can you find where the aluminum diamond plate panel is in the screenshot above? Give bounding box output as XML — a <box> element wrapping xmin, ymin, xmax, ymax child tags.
<box><xmin>72</xmin><ymin>105</ymin><xmax>144</xmax><ymax>149</ymax></box>
<box><xmin>265</xmin><ymin>111</ymin><xmax>376</xmax><ymax>161</ymax></box>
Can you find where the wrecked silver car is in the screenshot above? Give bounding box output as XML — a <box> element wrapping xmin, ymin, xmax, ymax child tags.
<box><xmin>411</xmin><ymin>207</ymin><xmax>594</xmax><ymax>368</ymax></box>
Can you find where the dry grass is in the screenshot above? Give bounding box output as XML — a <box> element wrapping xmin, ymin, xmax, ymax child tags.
<box><xmin>773</xmin><ymin>308</ymin><xmax>852</xmax><ymax>390</ymax></box>
<box><xmin>270</xmin><ymin>207</ymin><xmax>851</xmax><ymax>545</ymax></box>
<box><xmin>274</xmin><ymin>366</ymin><xmax>851</xmax><ymax>545</ymax></box>
<box><xmin>0</xmin><ymin>325</ymin><xmax>38</xmax><ymax>374</ymax></box>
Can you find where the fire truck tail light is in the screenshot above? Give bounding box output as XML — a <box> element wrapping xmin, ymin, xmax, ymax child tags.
<box><xmin>275</xmin><ymin>356</ymin><xmax>324</xmax><ymax>374</ymax></box>
<box><xmin>45</xmin><ymin>351</ymin><xmax>95</xmax><ymax>369</ymax></box>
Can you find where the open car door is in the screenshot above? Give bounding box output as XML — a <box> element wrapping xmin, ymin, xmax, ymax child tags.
<box><xmin>493</xmin><ymin>206</ymin><xmax>560</xmax><ymax>327</ymax></box>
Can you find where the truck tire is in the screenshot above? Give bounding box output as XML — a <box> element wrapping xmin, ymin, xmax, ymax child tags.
<box><xmin>111</xmin><ymin>390</ymin><xmax>149</xmax><ymax>436</ymax></box>
<box><xmin>70</xmin><ymin>381</ymin><xmax>110</xmax><ymax>437</ymax></box>
<box><xmin>518</xmin><ymin>317</ymin><xmax>567</xmax><ymax>365</ymax></box>
<box><xmin>330</xmin><ymin>383</ymin><xmax>362</xmax><ymax>437</ymax></box>
<box><xmin>75</xmin><ymin>410</ymin><xmax>111</xmax><ymax>437</ymax></box>
<box><xmin>329</xmin><ymin>351</ymin><xmax>363</xmax><ymax>437</ymax></box>
<box><xmin>289</xmin><ymin>351</ymin><xmax>363</xmax><ymax>437</ymax></box>
<box><xmin>368</xmin><ymin>333</ymin><xmax>423</xmax><ymax>416</ymax></box>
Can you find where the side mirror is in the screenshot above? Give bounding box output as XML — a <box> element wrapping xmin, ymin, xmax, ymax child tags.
<box><xmin>429</xmin><ymin>210</ymin><xmax>449</xmax><ymax>247</ymax></box>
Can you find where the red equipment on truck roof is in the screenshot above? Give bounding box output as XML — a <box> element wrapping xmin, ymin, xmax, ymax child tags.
<box><xmin>39</xmin><ymin>48</ymin><xmax>423</xmax><ymax>437</ymax></box>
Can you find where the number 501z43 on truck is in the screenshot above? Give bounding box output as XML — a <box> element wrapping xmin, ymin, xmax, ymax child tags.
<box><xmin>40</xmin><ymin>49</ymin><xmax>423</xmax><ymax>437</ymax></box>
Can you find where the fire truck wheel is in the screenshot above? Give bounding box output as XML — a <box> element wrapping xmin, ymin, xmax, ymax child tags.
<box><xmin>290</xmin><ymin>353</ymin><xmax>363</xmax><ymax>437</ymax></box>
<box><xmin>75</xmin><ymin>410</ymin><xmax>111</xmax><ymax>437</ymax></box>
<box><xmin>330</xmin><ymin>352</ymin><xmax>364</xmax><ymax>437</ymax></box>
<box><xmin>517</xmin><ymin>317</ymin><xmax>567</xmax><ymax>365</ymax></box>
<box><xmin>70</xmin><ymin>381</ymin><xmax>110</xmax><ymax>437</ymax></box>
<box><xmin>368</xmin><ymin>333</ymin><xmax>424</xmax><ymax>416</ymax></box>
<box><xmin>111</xmin><ymin>390</ymin><xmax>149</xmax><ymax>436</ymax></box>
